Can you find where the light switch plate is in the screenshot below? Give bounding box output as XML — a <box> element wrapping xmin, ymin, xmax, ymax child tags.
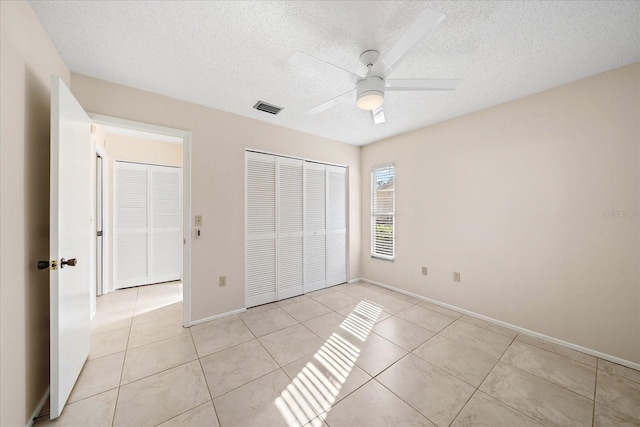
<box><xmin>195</xmin><ymin>215</ymin><xmax>203</xmax><ymax>226</ymax></box>
<box><xmin>453</xmin><ymin>272</ymin><xmax>461</xmax><ymax>282</ymax></box>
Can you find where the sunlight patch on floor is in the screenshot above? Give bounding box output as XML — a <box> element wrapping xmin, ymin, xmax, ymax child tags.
<box><xmin>275</xmin><ymin>299</ymin><xmax>383</xmax><ymax>426</ymax></box>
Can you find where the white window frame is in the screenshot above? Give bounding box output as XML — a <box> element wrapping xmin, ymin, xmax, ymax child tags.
<box><xmin>371</xmin><ymin>163</ymin><xmax>395</xmax><ymax>260</ymax></box>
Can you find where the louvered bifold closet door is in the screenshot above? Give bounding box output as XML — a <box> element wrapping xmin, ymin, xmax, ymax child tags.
<box><xmin>304</xmin><ymin>162</ymin><xmax>326</xmax><ymax>293</ymax></box>
<box><xmin>149</xmin><ymin>165</ymin><xmax>181</xmax><ymax>284</ymax></box>
<box><xmin>246</xmin><ymin>152</ymin><xmax>277</xmax><ymax>307</ymax></box>
<box><xmin>115</xmin><ymin>162</ymin><xmax>149</xmax><ymax>288</ymax></box>
<box><xmin>326</xmin><ymin>165</ymin><xmax>347</xmax><ymax>286</ymax></box>
<box><xmin>277</xmin><ymin>157</ymin><xmax>304</xmax><ymax>300</ymax></box>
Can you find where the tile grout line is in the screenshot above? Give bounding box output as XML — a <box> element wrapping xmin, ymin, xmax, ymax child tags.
<box><xmin>189</xmin><ymin>326</ymin><xmax>223</xmax><ymax>427</ymax></box>
<box><xmin>111</xmin><ymin>287</ymin><xmax>139</xmax><ymax>427</ymax></box>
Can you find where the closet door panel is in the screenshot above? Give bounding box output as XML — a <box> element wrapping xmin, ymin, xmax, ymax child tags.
<box><xmin>149</xmin><ymin>166</ymin><xmax>181</xmax><ymax>283</ymax></box>
<box><xmin>304</xmin><ymin>162</ymin><xmax>326</xmax><ymax>292</ymax></box>
<box><xmin>115</xmin><ymin>163</ymin><xmax>149</xmax><ymax>288</ymax></box>
<box><xmin>326</xmin><ymin>165</ymin><xmax>347</xmax><ymax>286</ymax></box>
<box><xmin>246</xmin><ymin>152</ymin><xmax>277</xmax><ymax>307</ymax></box>
<box><xmin>277</xmin><ymin>157</ymin><xmax>304</xmax><ymax>300</ymax></box>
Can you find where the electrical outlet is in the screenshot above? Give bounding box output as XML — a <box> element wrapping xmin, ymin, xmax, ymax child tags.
<box><xmin>453</xmin><ymin>272</ymin><xmax>461</xmax><ymax>282</ymax></box>
<box><xmin>421</xmin><ymin>266</ymin><xmax>428</xmax><ymax>276</ymax></box>
<box><xmin>219</xmin><ymin>275</ymin><xmax>226</xmax><ymax>287</ymax></box>
<box><xmin>195</xmin><ymin>215</ymin><xmax>203</xmax><ymax>226</ymax></box>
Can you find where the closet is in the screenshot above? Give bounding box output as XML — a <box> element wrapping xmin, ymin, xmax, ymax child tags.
<box><xmin>114</xmin><ymin>161</ymin><xmax>181</xmax><ymax>288</ymax></box>
<box><xmin>245</xmin><ymin>151</ymin><xmax>347</xmax><ymax>308</ymax></box>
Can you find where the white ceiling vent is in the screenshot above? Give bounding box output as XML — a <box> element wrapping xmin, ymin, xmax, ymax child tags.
<box><xmin>253</xmin><ymin>101</ymin><xmax>283</xmax><ymax>115</ymax></box>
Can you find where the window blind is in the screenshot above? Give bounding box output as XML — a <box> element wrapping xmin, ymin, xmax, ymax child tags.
<box><xmin>371</xmin><ymin>164</ymin><xmax>395</xmax><ymax>260</ymax></box>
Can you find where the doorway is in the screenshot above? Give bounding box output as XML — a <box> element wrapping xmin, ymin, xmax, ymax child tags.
<box><xmin>89</xmin><ymin>114</ymin><xmax>192</xmax><ymax>328</ymax></box>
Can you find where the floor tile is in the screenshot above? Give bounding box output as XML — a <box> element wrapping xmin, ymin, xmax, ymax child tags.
<box><xmin>113</xmin><ymin>360</ymin><xmax>210</xmax><ymax>427</ymax></box>
<box><xmin>382</xmin><ymin>289</ymin><xmax>423</xmax><ymax>304</ymax></box>
<box><xmin>89</xmin><ymin>328</ymin><xmax>129</xmax><ymax>360</ymax></box>
<box><xmin>335</xmin><ymin>303</ymin><xmax>392</xmax><ymax>324</ymax></box>
<box><xmin>189</xmin><ymin>313</ymin><xmax>239</xmax><ymax>332</ymax></box>
<box><xmin>372</xmin><ymin>316</ymin><xmax>435</xmax><ymax>351</ymax></box>
<box><xmin>241</xmin><ymin>306</ymin><xmax>299</xmax><ymax>337</ymax></box>
<box><xmin>309</xmin><ymin>290</ymin><xmax>359</xmax><ymax>311</ymax></box>
<box><xmin>594</xmin><ymin>403</ymin><xmax>640</xmax><ymax>427</ymax></box>
<box><xmin>336</xmin><ymin>285</ymin><xmax>383</xmax><ymax>301</ymax></box>
<box><xmin>418</xmin><ymin>300</ymin><xmax>463</xmax><ymax>319</ymax></box>
<box><xmin>323</xmin><ymin>379</ymin><xmax>434</xmax><ymax>427</ymax></box>
<box><xmin>213</xmin><ymin>369</ymin><xmax>317</xmax><ymax>427</ymax></box>
<box><xmin>501</xmin><ymin>340</ymin><xmax>596</xmax><ymax>398</ymax></box>
<box><xmin>34</xmin><ymin>389</ymin><xmax>118</xmax><ymax>427</ymax></box>
<box><xmin>90</xmin><ymin>310</ymin><xmax>132</xmax><ymax>336</ymax></box>
<box><xmin>200</xmin><ymin>339</ymin><xmax>279</xmax><ymax>398</ymax></box>
<box><xmin>302</xmin><ymin>312</ymin><xmax>347</xmax><ymax>340</ymax></box>
<box><xmin>157</xmin><ymin>401</ymin><xmax>219</xmax><ymax>427</ymax></box>
<box><xmin>396</xmin><ymin>305</ymin><xmax>457</xmax><ymax>333</ymax></box>
<box><xmin>516</xmin><ymin>334</ymin><xmax>597</xmax><ymax>367</ymax></box>
<box><xmin>440</xmin><ymin>320</ymin><xmax>513</xmax><ymax>358</ymax></box>
<box><xmin>599</xmin><ymin>359</ymin><xmax>640</xmax><ymax>384</ymax></box>
<box><xmin>345</xmin><ymin>331</ymin><xmax>407</xmax><ymax>377</ymax></box>
<box><xmin>365</xmin><ymin>292</ymin><xmax>416</xmax><ymax>314</ymax></box>
<box><xmin>132</xmin><ymin>301</ymin><xmax>182</xmax><ymax>325</ymax></box>
<box><xmin>259</xmin><ymin>324</ymin><xmax>325</xmax><ymax>366</ymax></box>
<box><xmin>68</xmin><ymin>352</ymin><xmax>124</xmax><ymax>403</ymax></box>
<box><xmin>281</xmin><ymin>351</ymin><xmax>371</xmax><ymax>414</ymax></box>
<box><xmin>238</xmin><ymin>302</ymin><xmax>279</xmax><ymax>318</ymax></box>
<box><xmin>377</xmin><ymin>353</ymin><xmax>475</xmax><ymax>427</ymax></box>
<box><xmin>191</xmin><ymin>317</ymin><xmax>254</xmax><ymax>357</ymax></box>
<box><xmin>480</xmin><ymin>361</ymin><xmax>593</xmax><ymax>427</ymax></box>
<box><xmin>413</xmin><ymin>335</ymin><xmax>497</xmax><ymax>387</ymax></box>
<box><xmin>277</xmin><ymin>294</ymin><xmax>311</xmax><ymax>308</ymax></box>
<box><xmin>595</xmin><ymin>369</ymin><xmax>640</xmax><ymax>420</ymax></box>
<box><xmin>121</xmin><ymin>334</ymin><xmax>198</xmax><ymax>384</ymax></box>
<box><xmin>451</xmin><ymin>391</ymin><xmax>544</xmax><ymax>427</ymax></box>
<box><xmin>281</xmin><ymin>298</ymin><xmax>333</xmax><ymax>322</ymax></box>
<box><xmin>459</xmin><ymin>315</ymin><xmax>517</xmax><ymax>338</ymax></box>
<box><xmin>127</xmin><ymin>315</ymin><xmax>189</xmax><ymax>349</ymax></box>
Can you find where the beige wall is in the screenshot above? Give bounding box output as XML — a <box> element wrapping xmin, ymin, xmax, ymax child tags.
<box><xmin>104</xmin><ymin>134</ymin><xmax>183</xmax><ymax>291</ymax></box>
<box><xmin>70</xmin><ymin>74</ymin><xmax>362</xmax><ymax>321</ymax></box>
<box><xmin>0</xmin><ymin>1</ymin><xmax>71</xmax><ymax>425</ymax></box>
<box><xmin>361</xmin><ymin>63</ymin><xmax>640</xmax><ymax>364</ymax></box>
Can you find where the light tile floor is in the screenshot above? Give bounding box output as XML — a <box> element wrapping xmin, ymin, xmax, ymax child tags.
<box><xmin>35</xmin><ymin>281</ymin><xmax>640</xmax><ymax>427</ymax></box>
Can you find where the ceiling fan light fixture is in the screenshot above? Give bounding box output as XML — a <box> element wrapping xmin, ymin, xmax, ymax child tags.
<box><xmin>356</xmin><ymin>76</ymin><xmax>385</xmax><ymax>110</ymax></box>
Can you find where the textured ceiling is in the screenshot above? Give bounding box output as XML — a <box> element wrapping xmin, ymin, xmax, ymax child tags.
<box><xmin>30</xmin><ymin>1</ymin><xmax>640</xmax><ymax>146</ymax></box>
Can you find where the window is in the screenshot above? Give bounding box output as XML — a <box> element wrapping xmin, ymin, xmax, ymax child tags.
<box><xmin>371</xmin><ymin>164</ymin><xmax>395</xmax><ymax>260</ymax></box>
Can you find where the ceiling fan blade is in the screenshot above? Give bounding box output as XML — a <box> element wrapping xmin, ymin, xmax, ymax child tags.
<box><xmin>306</xmin><ymin>89</ymin><xmax>355</xmax><ymax>116</ymax></box>
<box><xmin>378</xmin><ymin>8</ymin><xmax>445</xmax><ymax>76</ymax></box>
<box><xmin>385</xmin><ymin>78</ymin><xmax>461</xmax><ymax>91</ymax></box>
<box><xmin>291</xmin><ymin>51</ymin><xmax>360</xmax><ymax>86</ymax></box>
<box><xmin>371</xmin><ymin>107</ymin><xmax>385</xmax><ymax>124</ymax></box>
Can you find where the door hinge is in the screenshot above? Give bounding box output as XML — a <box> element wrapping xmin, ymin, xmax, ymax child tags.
<box><xmin>97</xmin><ymin>230</ymin><xmax>103</xmax><ymax>237</ymax></box>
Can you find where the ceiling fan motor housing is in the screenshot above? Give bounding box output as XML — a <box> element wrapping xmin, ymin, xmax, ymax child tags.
<box><xmin>356</xmin><ymin>76</ymin><xmax>385</xmax><ymax>110</ymax></box>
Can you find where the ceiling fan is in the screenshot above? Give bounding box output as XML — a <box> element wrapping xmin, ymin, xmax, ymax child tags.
<box><xmin>291</xmin><ymin>8</ymin><xmax>461</xmax><ymax>124</ymax></box>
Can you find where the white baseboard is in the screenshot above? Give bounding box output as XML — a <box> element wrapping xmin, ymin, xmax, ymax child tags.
<box><xmin>361</xmin><ymin>277</ymin><xmax>640</xmax><ymax>371</ymax></box>
<box><xmin>347</xmin><ymin>277</ymin><xmax>363</xmax><ymax>284</ymax></box>
<box><xmin>188</xmin><ymin>307</ymin><xmax>246</xmax><ymax>327</ymax></box>
<box><xmin>27</xmin><ymin>387</ymin><xmax>50</xmax><ymax>427</ymax></box>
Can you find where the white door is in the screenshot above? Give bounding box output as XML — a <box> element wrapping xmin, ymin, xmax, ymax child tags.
<box><xmin>304</xmin><ymin>162</ymin><xmax>326</xmax><ymax>292</ymax></box>
<box><xmin>49</xmin><ymin>77</ymin><xmax>92</xmax><ymax>419</ymax></box>
<box><xmin>277</xmin><ymin>157</ymin><xmax>304</xmax><ymax>299</ymax></box>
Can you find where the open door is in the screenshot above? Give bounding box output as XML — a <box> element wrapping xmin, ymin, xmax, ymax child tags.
<box><xmin>49</xmin><ymin>76</ymin><xmax>92</xmax><ymax>419</ymax></box>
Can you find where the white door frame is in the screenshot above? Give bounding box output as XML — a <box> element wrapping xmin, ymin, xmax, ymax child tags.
<box><xmin>88</xmin><ymin>113</ymin><xmax>192</xmax><ymax>327</ymax></box>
